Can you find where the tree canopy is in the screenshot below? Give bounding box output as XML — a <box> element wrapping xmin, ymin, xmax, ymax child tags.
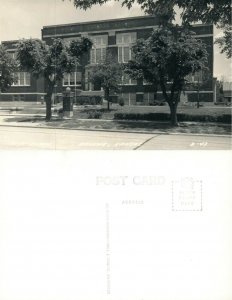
<box><xmin>0</xmin><ymin>45</ymin><xmax>17</xmax><ymax>92</ymax></box>
<box><xmin>72</xmin><ymin>0</ymin><xmax>231</xmax><ymax>26</ymax></box>
<box><xmin>124</xmin><ymin>25</ymin><xmax>208</xmax><ymax>125</ymax></box>
<box><xmin>71</xmin><ymin>0</ymin><xmax>231</xmax><ymax>57</ymax></box>
<box><xmin>89</xmin><ymin>53</ymin><xmax>123</xmax><ymax>109</ymax></box>
<box><xmin>17</xmin><ymin>38</ymin><xmax>92</xmax><ymax>120</ymax></box>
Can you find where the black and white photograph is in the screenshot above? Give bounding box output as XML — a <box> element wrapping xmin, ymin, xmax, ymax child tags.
<box><xmin>0</xmin><ymin>0</ymin><xmax>231</xmax><ymax>149</ymax></box>
<box><xmin>0</xmin><ymin>1</ymin><xmax>231</xmax><ymax>300</ymax></box>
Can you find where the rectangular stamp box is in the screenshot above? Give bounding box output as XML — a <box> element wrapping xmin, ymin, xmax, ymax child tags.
<box><xmin>172</xmin><ymin>177</ymin><xmax>203</xmax><ymax>211</ymax></box>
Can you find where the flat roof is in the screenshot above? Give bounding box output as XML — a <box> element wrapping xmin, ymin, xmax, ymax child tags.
<box><xmin>42</xmin><ymin>15</ymin><xmax>213</xmax><ymax>29</ymax></box>
<box><xmin>42</xmin><ymin>15</ymin><xmax>157</xmax><ymax>29</ymax></box>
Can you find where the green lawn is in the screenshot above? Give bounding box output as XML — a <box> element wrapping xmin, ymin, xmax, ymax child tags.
<box><xmin>73</xmin><ymin>104</ymin><xmax>231</xmax><ymax>120</ymax></box>
<box><xmin>1</xmin><ymin>102</ymin><xmax>231</xmax><ymax>123</ymax></box>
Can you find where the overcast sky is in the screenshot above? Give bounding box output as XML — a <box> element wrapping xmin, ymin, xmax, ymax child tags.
<box><xmin>0</xmin><ymin>0</ymin><xmax>231</xmax><ymax>80</ymax></box>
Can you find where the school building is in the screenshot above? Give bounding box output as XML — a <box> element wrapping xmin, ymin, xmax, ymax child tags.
<box><xmin>0</xmin><ymin>15</ymin><xmax>214</xmax><ymax>105</ymax></box>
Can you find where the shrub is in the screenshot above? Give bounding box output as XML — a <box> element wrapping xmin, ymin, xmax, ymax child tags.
<box><xmin>87</xmin><ymin>111</ymin><xmax>102</xmax><ymax>119</ymax></box>
<box><xmin>118</xmin><ymin>97</ymin><xmax>125</xmax><ymax>106</ymax></box>
<box><xmin>75</xmin><ymin>96</ymin><xmax>103</xmax><ymax>105</ymax></box>
<box><xmin>114</xmin><ymin>112</ymin><xmax>231</xmax><ymax>123</ymax></box>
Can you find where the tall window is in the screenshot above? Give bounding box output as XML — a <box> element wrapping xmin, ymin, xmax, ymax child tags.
<box><xmin>121</xmin><ymin>73</ymin><xmax>137</xmax><ymax>85</ymax></box>
<box><xmin>186</xmin><ymin>71</ymin><xmax>203</xmax><ymax>83</ymax></box>
<box><xmin>63</xmin><ymin>72</ymin><xmax>82</xmax><ymax>86</ymax></box>
<box><xmin>12</xmin><ymin>72</ymin><xmax>30</xmax><ymax>86</ymax></box>
<box><xmin>143</xmin><ymin>78</ymin><xmax>152</xmax><ymax>85</ymax></box>
<box><xmin>90</xmin><ymin>35</ymin><xmax>108</xmax><ymax>64</ymax></box>
<box><xmin>116</xmin><ymin>32</ymin><xmax>136</xmax><ymax>63</ymax></box>
<box><xmin>7</xmin><ymin>52</ymin><xmax>16</xmax><ymax>59</ymax></box>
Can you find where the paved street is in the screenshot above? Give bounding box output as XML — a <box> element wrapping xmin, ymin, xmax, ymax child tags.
<box><xmin>0</xmin><ymin>126</ymin><xmax>230</xmax><ymax>150</ymax></box>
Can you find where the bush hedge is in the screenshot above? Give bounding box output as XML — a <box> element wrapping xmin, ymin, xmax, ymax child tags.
<box><xmin>75</xmin><ymin>96</ymin><xmax>103</xmax><ymax>105</ymax></box>
<box><xmin>114</xmin><ymin>112</ymin><xmax>231</xmax><ymax>124</ymax></box>
<box><xmin>87</xmin><ymin>111</ymin><xmax>102</xmax><ymax>119</ymax></box>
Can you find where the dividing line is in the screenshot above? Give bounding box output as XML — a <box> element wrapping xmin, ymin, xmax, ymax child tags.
<box><xmin>133</xmin><ymin>134</ymin><xmax>161</xmax><ymax>150</ymax></box>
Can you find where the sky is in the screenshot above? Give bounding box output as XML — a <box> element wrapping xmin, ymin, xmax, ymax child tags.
<box><xmin>0</xmin><ymin>0</ymin><xmax>231</xmax><ymax>80</ymax></box>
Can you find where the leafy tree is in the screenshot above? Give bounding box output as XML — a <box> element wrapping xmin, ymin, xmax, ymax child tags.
<box><xmin>88</xmin><ymin>54</ymin><xmax>123</xmax><ymax>110</ymax></box>
<box><xmin>124</xmin><ymin>25</ymin><xmax>208</xmax><ymax>125</ymax></box>
<box><xmin>71</xmin><ymin>0</ymin><xmax>231</xmax><ymax>57</ymax></box>
<box><xmin>17</xmin><ymin>38</ymin><xmax>92</xmax><ymax>120</ymax></box>
<box><xmin>0</xmin><ymin>44</ymin><xmax>17</xmax><ymax>92</ymax></box>
<box><xmin>215</xmin><ymin>25</ymin><xmax>232</xmax><ymax>59</ymax></box>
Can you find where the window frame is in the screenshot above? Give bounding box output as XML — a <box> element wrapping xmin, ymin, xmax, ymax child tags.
<box><xmin>12</xmin><ymin>72</ymin><xmax>31</xmax><ymax>87</ymax></box>
<box><xmin>120</xmin><ymin>74</ymin><xmax>137</xmax><ymax>85</ymax></box>
<box><xmin>186</xmin><ymin>70</ymin><xmax>203</xmax><ymax>83</ymax></box>
<box><xmin>116</xmin><ymin>32</ymin><xmax>136</xmax><ymax>63</ymax></box>
<box><xmin>63</xmin><ymin>72</ymin><xmax>82</xmax><ymax>87</ymax></box>
<box><xmin>90</xmin><ymin>35</ymin><xmax>108</xmax><ymax>64</ymax></box>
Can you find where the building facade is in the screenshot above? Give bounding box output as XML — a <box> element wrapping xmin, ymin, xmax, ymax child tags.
<box><xmin>0</xmin><ymin>40</ymin><xmax>45</xmax><ymax>102</ymax></box>
<box><xmin>1</xmin><ymin>16</ymin><xmax>214</xmax><ymax>104</ymax></box>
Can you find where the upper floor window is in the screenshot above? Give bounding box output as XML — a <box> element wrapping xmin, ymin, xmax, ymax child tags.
<box><xmin>90</xmin><ymin>35</ymin><xmax>108</xmax><ymax>64</ymax></box>
<box><xmin>7</xmin><ymin>51</ymin><xmax>16</xmax><ymax>59</ymax></box>
<box><xmin>116</xmin><ymin>32</ymin><xmax>136</xmax><ymax>63</ymax></box>
<box><xmin>12</xmin><ymin>72</ymin><xmax>30</xmax><ymax>86</ymax></box>
<box><xmin>63</xmin><ymin>72</ymin><xmax>82</xmax><ymax>86</ymax></box>
<box><xmin>143</xmin><ymin>79</ymin><xmax>152</xmax><ymax>85</ymax></box>
<box><xmin>121</xmin><ymin>73</ymin><xmax>137</xmax><ymax>85</ymax></box>
<box><xmin>116</xmin><ymin>32</ymin><xmax>136</xmax><ymax>45</ymax></box>
<box><xmin>186</xmin><ymin>71</ymin><xmax>203</xmax><ymax>83</ymax></box>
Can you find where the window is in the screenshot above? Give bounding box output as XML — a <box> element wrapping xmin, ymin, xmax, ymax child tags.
<box><xmin>186</xmin><ymin>71</ymin><xmax>203</xmax><ymax>83</ymax></box>
<box><xmin>143</xmin><ymin>79</ymin><xmax>152</xmax><ymax>85</ymax></box>
<box><xmin>136</xmin><ymin>93</ymin><xmax>144</xmax><ymax>103</ymax></box>
<box><xmin>118</xmin><ymin>46</ymin><xmax>130</xmax><ymax>63</ymax></box>
<box><xmin>12</xmin><ymin>72</ymin><xmax>30</xmax><ymax>86</ymax></box>
<box><xmin>121</xmin><ymin>73</ymin><xmax>137</xmax><ymax>85</ymax></box>
<box><xmin>116</xmin><ymin>32</ymin><xmax>136</xmax><ymax>44</ymax></box>
<box><xmin>7</xmin><ymin>52</ymin><xmax>16</xmax><ymax>59</ymax></box>
<box><xmin>63</xmin><ymin>72</ymin><xmax>82</xmax><ymax>86</ymax></box>
<box><xmin>116</xmin><ymin>32</ymin><xmax>136</xmax><ymax>63</ymax></box>
<box><xmin>90</xmin><ymin>35</ymin><xmax>108</xmax><ymax>64</ymax></box>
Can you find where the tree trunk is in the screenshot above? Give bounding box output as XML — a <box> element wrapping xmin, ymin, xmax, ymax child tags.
<box><xmin>45</xmin><ymin>80</ymin><xmax>54</xmax><ymax>121</ymax></box>
<box><xmin>45</xmin><ymin>94</ymin><xmax>52</xmax><ymax>121</ymax></box>
<box><xmin>169</xmin><ymin>89</ymin><xmax>181</xmax><ymax>126</ymax></box>
<box><xmin>159</xmin><ymin>75</ymin><xmax>181</xmax><ymax>126</ymax></box>
<box><xmin>105</xmin><ymin>88</ymin><xmax>110</xmax><ymax>111</ymax></box>
<box><xmin>169</xmin><ymin>103</ymin><xmax>178</xmax><ymax>126</ymax></box>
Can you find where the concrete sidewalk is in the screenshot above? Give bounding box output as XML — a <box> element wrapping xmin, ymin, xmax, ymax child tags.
<box><xmin>0</xmin><ymin>125</ymin><xmax>231</xmax><ymax>150</ymax></box>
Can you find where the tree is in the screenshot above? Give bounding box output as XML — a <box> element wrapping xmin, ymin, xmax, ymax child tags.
<box><xmin>71</xmin><ymin>0</ymin><xmax>231</xmax><ymax>58</ymax></box>
<box><xmin>17</xmin><ymin>38</ymin><xmax>92</xmax><ymax>120</ymax></box>
<box><xmin>0</xmin><ymin>44</ymin><xmax>17</xmax><ymax>92</ymax></box>
<box><xmin>124</xmin><ymin>25</ymin><xmax>208</xmax><ymax>126</ymax></box>
<box><xmin>215</xmin><ymin>25</ymin><xmax>232</xmax><ymax>59</ymax></box>
<box><xmin>88</xmin><ymin>54</ymin><xmax>123</xmax><ymax>110</ymax></box>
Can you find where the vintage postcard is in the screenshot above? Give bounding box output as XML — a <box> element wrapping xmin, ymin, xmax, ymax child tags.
<box><xmin>0</xmin><ymin>1</ymin><xmax>231</xmax><ymax>300</ymax></box>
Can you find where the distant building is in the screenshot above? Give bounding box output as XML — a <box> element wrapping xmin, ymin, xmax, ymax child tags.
<box><xmin>1</xmin><ymin>16</ymin><xmax>214</xmax><ymax>105</ymax></box>
<box><xmin>223</xmin><ymin>82</ymin><xmax>232</xmax><ymax>104</ymax></box>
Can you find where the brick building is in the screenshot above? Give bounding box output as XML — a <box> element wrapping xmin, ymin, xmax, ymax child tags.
<box><xmin>1</xmin><ymin>15</ymin><xmax>214</xmax><ymax>104</ymax></box>
<box><xmin>0</xmin><ymin>40</ymin><xmax>45</xmax><ymax>102</ymax></box>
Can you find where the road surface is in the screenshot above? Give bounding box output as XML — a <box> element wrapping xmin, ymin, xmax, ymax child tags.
<box><xmin>0</xmin><ymin>126</ymin><xmax>230</xmax><ymax>150</ymax></box>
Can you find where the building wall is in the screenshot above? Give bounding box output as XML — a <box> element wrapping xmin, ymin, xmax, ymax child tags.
<box><xmin>1</xmin><ymin>16</ymin><xmax>214</xmax><ymax>104</ymax></box>
<box><xmin>0</xmin><ymin>40</ymin><xmax>45</xmax><ymax>102</ymax></box>
<box><xmin>42</xmin><ymin>16</ymin><xmax>214</xmax><ymax>104</ymax></box>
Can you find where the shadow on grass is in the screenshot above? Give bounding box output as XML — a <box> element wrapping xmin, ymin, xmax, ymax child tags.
<box><xmin>3</xmin><ymin>116</ymin><xmax>60</xmax><ymax>123</ymax></box>
<box><xmin>112</xmin><ymin>120</ymin><xmax>231</xmax><ymax>135</ymax></box>
<box><xmin>113</xmin><ymin>120</ymin><xmax>183</xmax><ymax>130</ymax></box>
<box><xmin>2</xmin><ymin>115</ymin><xmax>231</xmax><ymax>135</ymax></box>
